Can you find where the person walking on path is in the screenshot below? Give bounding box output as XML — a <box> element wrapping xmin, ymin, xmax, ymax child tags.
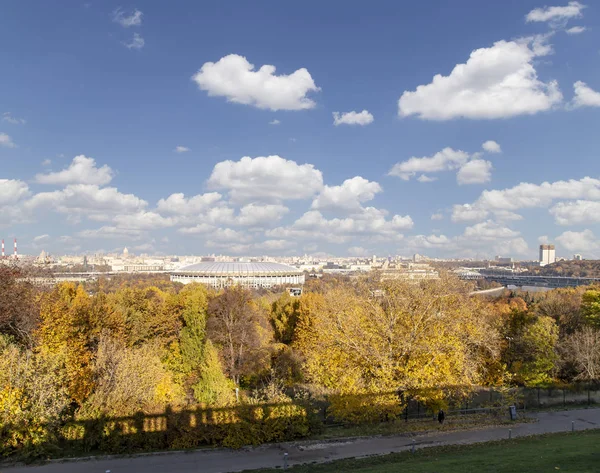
<box><xmin>438</xmin><ymin>409</ymin><xmax>445</xmax><ymax>424</ymax></box>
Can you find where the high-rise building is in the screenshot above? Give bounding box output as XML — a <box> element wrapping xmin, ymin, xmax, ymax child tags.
<box><xmin>539</xmin><ymin>244</ymin><xmax>556</xmax><ymax>266</ymax></box>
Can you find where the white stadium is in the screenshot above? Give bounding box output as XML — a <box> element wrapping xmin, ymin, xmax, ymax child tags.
<box><xmin>170</xmin><ymin>261</ymin><xmax>305</xmax><ymax>289</ymax></box>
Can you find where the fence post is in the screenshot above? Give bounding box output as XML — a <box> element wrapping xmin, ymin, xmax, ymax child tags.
<box><xmin>283</xmin><ymin>452</ymin><xmax>288</xmax><ymax>469</ymax></box>
<box><xmin>405</xmin><ymin>404</ymin><xmax>408</xmax><ymax>423</ymax></box>
<box><xmin>588</xmin><ymin>389</ymin><xmax>591</xmax><ymax>406</ymax></box>
<box><xmin>537</xmin><ymin>388</ymin><xmax>540</xmax><ymax>408</ymax></box>
<box><xmin>563</xmin><ymin>389</ymin><xmax>566</xmax><ymax>408</ymax></box>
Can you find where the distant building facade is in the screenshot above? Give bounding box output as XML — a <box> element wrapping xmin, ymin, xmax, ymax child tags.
<box><xmin>539</xmin><ymin>244</ymin><xmax>556</xmax><ymax>266</ymax></box>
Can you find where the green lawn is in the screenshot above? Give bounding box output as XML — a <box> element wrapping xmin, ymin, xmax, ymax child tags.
<box><xmin>253</xmin><ymin>430</ymin><xmax>600</xmax><ymax>473</ymax></box>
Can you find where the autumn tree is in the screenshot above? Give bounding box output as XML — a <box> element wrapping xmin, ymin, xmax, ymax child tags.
<box><xmin>560</xmin><ymin>327</ymin><xmax>600</xmax><ymax>381</ymax></box>
<box><xmin>0</xmin><ymin>265</ymin><xmax>40</xmax><ymax>346</ymax></box>
<box><xmin>37</xmin><ymin>283</ymin><xmax>97</xmax><ymax>403</ymax></box>
<box><xmin>207</xmin><ymin>287</ymin><xmax>271</xmax><ymax>385</ymax></box>
<box><xmin>296</xmin><ymin>275</ymin><xmax>500</xmax><ymax>395</ymax></box>
<box><xmin>534</xmin><ymin>287</ymin><xmax>584</xmax><ymax>335</ymax></box>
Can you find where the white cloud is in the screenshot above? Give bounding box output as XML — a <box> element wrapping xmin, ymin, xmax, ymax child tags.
<box><xmin>389</xmin><ymin>148</ymin><xmax>470</xmax><ymax>180</ymax></box>
<box><xmin>405</xmin><ymin>234</ymin><xmax>452</xmax><ymax>249</ymax></box>
<box><xmin>566</xmin><ymin>26</ymin><xmax>586</xmax><ymax>34</ymax></box>
<box><xmin>0</xmin><ymin>133</ymin><xmax>16</xmax><ymax>148</ymax></box>
<box><xmin>431</xmin><ymin>213</ymin><xmax>444</xmax><ymax>221</ymax></box>
<box><xmin>557</xmin><ymin>229</ymin><xmax>600</xmax><ymax>253</ymax></box>
<box><xmin>113</xmin><ymin>8</ymin><xmax>143</xmax><ymax>27</ymax></box>
<box><xmin>417</xmin><ymin>175</ymin><xmax>437</xmax><ymax>183</ymax></box>
<box><xmin>332</xmin><ymin>110</ymin><xmax>374</xmax><ymax>126</ymax></box>
<box><xmin>453</xmin><ymin>177</ymin><xmax>600</xmax><ymax>222</ymax></box>
<box><xmin>569</xmin><ymin>81</ymin><xmax>600</xmax><ymax>108</ymax></box>
<box><xmin>178</xmin><ymin>223</ymin><xmax>215</xmax><ymax>235</ymax></box>
<box><xmin>526</xmin><ymin>2</ymin><xmax>585</xmax><ymax>23</ymax></box>
<box><xmin>539</xmin><ymin>235</ymin><xmax>550</xmax><ymax>244</ymax></box>
<box><xmin>206</xmin><ymin>228</ymin><xmax>251</xmax><ymax>243</ymax></box>
<box><xmin>35</xmin><ymin>155</ymin><xmax>114</xmax><ymax>186</ymax></box>
<box><xmin>463</xmin><ymin>220</ymin><xmax>520</xmax><ymax>241</ymax></box>
<box><xmin>268</xmin><ymin>207</ymin><xmax>413</xmax><ymax>244</ymax></box>
<box><xmin>208</xmin><ymin>155</ymin><xmax>323</xmax><ymax>202</ymax></box>
<box><xmin>156</xmin><ymin>192</ymin><xmax>222</xmax><ymax>215</ymax></box>
<box><xmin>456</xmin><ymin>159</ymin><xmax>492</xmax><ymax>185</ymax></box>
<box><xmin>347</xmin><ymin>246</ymin><xmax>369</xmax><ymax>256</ymax></box>
<box><xmin>78</xmin><ymin>226</ymin><xmax>144</xmax><ymax>240</ymax></box>
<box><xmin>550</xmin><ymin>200</ymin><xmax>600</xmax><ymax>225</ymax></box>
<box><xmin>237</xmin><ymin>203</ymin><xmax>289</xmax><ymax>226</ymax></box>
<box><xmin>2</xmin><ymin>112</ymin><xmax>25</xmax><ymax>125</ymax></box>
<box><xmin>25</xmin><ymin>184</ymin><xmax>147</xmax><ymax>218</ymax></box>
<box><xmin>124</xmin><ymin>33</ymin><xmax>144</xmax><ymax>50</ymax></box>
<box><xmin>269</xmin><ymin>119</ymin><xmax>280</xmax><ymax>125</ymax></box>
<box><xmin>174</xmin><ymin>146</ymin><xmax>190</xmax><ymax>153</ymax></box>
<box><xmin>451</xmin><ymin>203</ymin><xmax>490</xmax><ymax>223</ymax></box>
<box><xmin>41</xmin><ymin>159</ymin><xmax>52</xmax><ymax>166</ymax></box>
<box><xmin>0</xmin><ymin>179</ymin><xmax>29</xmax><ymax>205</ymax></box>
<box><xmin>112</xmin><ymin>211</ymin><xmax>176</xmax><ymax>230</ymax></box>
<box><xmin>33</xmin><ymin>234</ymin><xmax>49</xmax><ymax>242</ymax></box>
<box><xmin>398</xmin><ymin>37</ymin><xmax>562</xmax><ymax>120</ymax></box>
<box><xmin>482</xmin><ymin>140</ymin><xmax>502</xmax><ymax>153</ymax></box>
<box><xmin>311</xmin><ymin>176</ymin><xmax>382</xmax><ymax>213</ymax></box>
<box><xmin>255</xmin><ymin>239</ymin><xmax>296</xmax><ymax>251</ymax></box>
<box><xmin>192</xmin><ymin>54</ymin><xmax>320</xmax><ymax>111</ymax></box>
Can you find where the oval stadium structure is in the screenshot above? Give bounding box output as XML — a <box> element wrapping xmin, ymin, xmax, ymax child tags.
<box><xmin>170</xmin><ymin>261</ymin><xmax>305</xmax><ymax>289</ymax></box>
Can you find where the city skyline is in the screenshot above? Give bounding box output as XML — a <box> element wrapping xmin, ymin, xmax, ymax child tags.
<box><xmin>2</xmin><ymin>1</ymin><xmax>600</xmax><ymax>259</ymax></box>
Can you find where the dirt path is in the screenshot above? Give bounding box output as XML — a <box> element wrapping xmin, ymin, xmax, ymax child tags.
<box><xmin>4</xmin><ymin>408</ymin><xmax>599</xmax><ymax>473</ymax></box>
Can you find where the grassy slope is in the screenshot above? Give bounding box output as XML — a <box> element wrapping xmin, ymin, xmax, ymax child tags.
<box><xmin>253</xmin><ymin>430</ymin><xmax>600</xmax><ymax>473</ymax></box>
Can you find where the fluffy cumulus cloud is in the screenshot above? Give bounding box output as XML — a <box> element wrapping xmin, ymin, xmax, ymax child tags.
<box><xmin>451</xmin><ymin>203</ymin><xmax>492</xmax><ymax>223</ymax></box>
<box><xmin>566</xmin><ymin>26</ymin><xmax>586</xmax><ymax>34</ymax></box>
<box><xmin>389</xmin><ymin>148</ymin><xmax>470</xmax><ymax>180</ymax></box>
<box><xmin>398</xmin><ymin>37</ymin><xmax>562</xmax><ymax>120</ymax></box>
<box><xmin>25</xmin><ymin>184</ymin><xmax>147</xmax><ymax>219</ymax></box>
<box><xmin>237</xmin><ymin>203</ymin><xmax>289</xmax><ymax>226</ymax></box>
<box><xmin>525</xmin><ymin>2</ymin><xmax>585</xmax><ymax>24</ymax></box>
<box><xmin>390</xmin><ymin>142</ymin><xmax>497</xmax><ymax>184</ymax></box>
<box><xmin>332</xmin><ymin>110</ymin><xmax>374</xmax><ymax>126</ymax></box>
<box><xmin>192</xmin><ymin>54</ymin><xmax>320</xmax><ymax>111</ymax></box>
<box><xmin>456</xmin><ymin>159</ymin><xmax>492</xmax><ymax>185</ymax></box>
<box><xmin>174</xmin><ymin>146</ymin><xmax>190</xmax><ymax>153</ymax></box>
<box><xmin>569</xmin><ymin>81</ymin><xmax>600</xmax><ymax>109</ymax></box>
<box><xmin>156</xmin><ymin>192</ymin><xmax>222</xmax><ymax>215</ymax></box>
<box><xmin>550</xmin><ymin>200</ymin><xmax>600</xmax><ymax>225</ymax></box>
<box><xmin>0</xmin><ymin>133</ymin><xmax>16</xmax><ymax>148</ymax></box>
<box><xmin>482</xmin><ymin>140</ymin><xmax>502</xmax><ymax>153</ymax></box>
<box><xmin>208</xmin><ymin>155</ymin><xmax>323</xmax><ymax>202</ymax></box>
<box><xmin>452</xmin><ymin>177</ymin><xmax>600</xmax><ymax>222</ymax></box>
<box><xmin>112</xmin><ymin>211</ymin><xmax>176</xmax><ymax>230</ymax></box>
<box><xmin>35</xmin><ymin>155</ymin><xmax>114</xmax><ymax>186</ymax></box>
<box><xmin>268</xmin><ymin>207</ymin><xmax>413</xmax><ymax>244</ymax></box>
<box><xmin>406</xmin><ymin>221</ymin><xmax>529</xmax><ymax>258</ymax></box>
<box><xmin>312</xmin><ymin>176</ymin><xmax>382</xmax><ymax>213</ymax></box>
<box><xmin>0</xmin><ymin>179</ymin><xmax>30</xmax><ymax>205</ymax></box>
<box><xmin>557</xmin><ymin>229</ymin><xmax>600</xmax><ymax>254</ymax></box>
<box><xmin>112</xmin><ymin>8</ymin><xmax>143</xmax><ymax>27</ymax></box>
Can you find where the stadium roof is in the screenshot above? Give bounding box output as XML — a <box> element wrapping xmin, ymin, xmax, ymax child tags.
<box><xmin>174</xmin><ymin>261</ymin><xmax>302</xmax><ymax>275</ymax></box>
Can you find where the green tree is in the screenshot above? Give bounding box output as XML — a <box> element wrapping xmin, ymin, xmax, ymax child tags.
<box><xmin>504</xmin><ymin>310</ymin><xmax>559</xmax><ymax>386</ymax></box>
<box><xmin>193</xmin><ymin>340</ymin><xmax>236</xmax><ymax>406</ymax></box>
<box><xmin>581</xmin><ymin>288</ymin><xmax>600</xmax><ymax>328</ymax></box>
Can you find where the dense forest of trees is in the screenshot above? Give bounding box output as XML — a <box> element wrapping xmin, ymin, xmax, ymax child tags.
<box><xmin>529</xmin><ymin>260</ymin><xmax>600</xmax><ymax>278</ymax></box>
<box><xmin>2</xmin><ymin>264</ymin><xmax>600</xmax><ymax>457</ymax></box>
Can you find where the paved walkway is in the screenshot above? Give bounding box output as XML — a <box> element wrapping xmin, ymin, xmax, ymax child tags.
<box><xmin>4</xmin><ymin>408</ymin><xmax>600</xmax><ymax>473</ymax></box>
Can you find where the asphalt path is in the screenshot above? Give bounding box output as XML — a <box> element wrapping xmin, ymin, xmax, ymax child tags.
<box><xmin>3</xmin><ymin>408</ymin><xmax>600</xmax><ymax>473</ymax></box>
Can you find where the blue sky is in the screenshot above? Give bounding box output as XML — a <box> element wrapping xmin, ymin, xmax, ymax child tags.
<box><xmin>1</xmin><ymin>1</ymin><xmax>600</xmax><ymax>259</ymax></box>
